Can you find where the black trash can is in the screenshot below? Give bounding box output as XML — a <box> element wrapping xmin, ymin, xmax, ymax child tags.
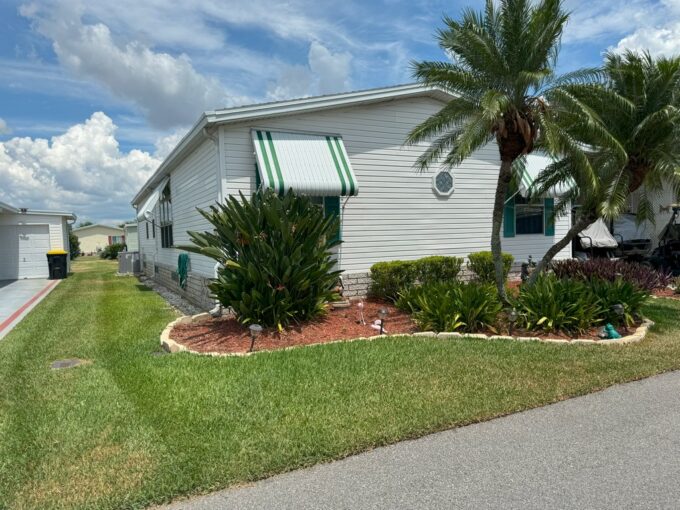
<box><xmin>46</xmin><ymin>250</ymin><xmax>68</xmax><ymax>279</ymax></box>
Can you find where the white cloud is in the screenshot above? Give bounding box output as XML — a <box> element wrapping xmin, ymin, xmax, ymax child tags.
<box><xmin>309</xmin><ymin>41</ymin><xmax>352</xmax><ymax>95</ymax></box>
<box><xmin>0</xmin><ymin>112</ymin><xmax>161</xmax><ymax>222</ymax></box>
<box><xmin>0</xmin><ymin>118</ymin><xmax>11</xmax><ymax>135</ymax></box>
<box><xmin>22</xmin><ymin>5</ymin><xmax>231</xmax><ymax>129</ymax></box>
<box><xmin>267</xmin><ymin>42</ymin><xmax>352</xmax><ymax>100</ymax></box>
<box><xmin>612</xmin><ymin>23</ymin><xmax>680</xmax><ymax>56</ymax></box>
<box><xmin>153</xmin><ymin>130</ymin><xmax>185</xmax><ymax>159</ymax></box>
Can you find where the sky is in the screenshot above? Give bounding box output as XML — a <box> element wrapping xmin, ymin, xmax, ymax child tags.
<box><xmin>1</xmin><ymin>0</ymin><xmax>680</xmax><ymax>224</ymax></box>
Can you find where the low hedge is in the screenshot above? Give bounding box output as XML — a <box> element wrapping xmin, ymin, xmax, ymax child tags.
<box><xmin>467</xmin><ymin>251</ymin><xmax>514</xmax><ymax>284</ymax></box>
<box><xmin>551</xmin><ymin>258</ymin><xmax>671</xmax><ymax>291</ymax></box>
<box><xmin>369</xmin><ymin>255</ymin><xmax>463</xmax><ymax>301</ymax></box>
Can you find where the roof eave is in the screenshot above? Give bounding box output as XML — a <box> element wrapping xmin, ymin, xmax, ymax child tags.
<box><xmin>131</xmin><ymin>84</ymin><xmax>453</xmax><ymax>206</ymax></box>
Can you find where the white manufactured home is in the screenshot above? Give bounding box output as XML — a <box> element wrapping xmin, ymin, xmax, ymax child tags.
<box><xmin>0</xmin><ymin>201</ymin><xmax>74</xmax><ymax>280</ymax></box>
<box><xmin>131</xmin><ymin>84</ymin><xmax>571</xmax><ymax>309</ymax></box>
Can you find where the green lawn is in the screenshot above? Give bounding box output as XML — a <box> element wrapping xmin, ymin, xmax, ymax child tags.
<box><xmin>1</xmin><ymin>258</ymin><xmax>680</xmax><ymax>509</ymax></box>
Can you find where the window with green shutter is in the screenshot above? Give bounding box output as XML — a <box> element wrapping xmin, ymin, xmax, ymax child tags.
<box><xmin>544</xmin><ymin>198</ymin><xmax>555</xmax><ymax>236</ymax></box>
<box><xmin>323</xmin><ymin>196</ymin><xmax>342</xmax><ymax>243</ymax></box>
<box><xmin>503</xmin><ymin>197</ymin><xmax>516</xmax><ymax>238</ymax></box>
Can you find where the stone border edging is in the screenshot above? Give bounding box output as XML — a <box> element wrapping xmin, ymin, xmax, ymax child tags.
<box><xmin>160</xmin><ymin>315</ymin><xmax>655</xmax><ymax>357</ymax></box>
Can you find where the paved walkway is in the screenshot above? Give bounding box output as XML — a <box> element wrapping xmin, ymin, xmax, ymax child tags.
<box><xmin>0</xmin><ymin>279</ymin><xmax>59</xmax><ymax>340</ymax></box>
<box><xmin>162</xmin><ymin>371</ymin><xmax>680</xmax><ymax>510</ymax></box>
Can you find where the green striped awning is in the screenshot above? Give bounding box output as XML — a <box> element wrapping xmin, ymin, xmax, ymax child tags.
<box><xmin>518</xmin><ymin>154</ymin><xmax>573</xmax><ymax>198</ymax></box>
<box><xmin>251</xmin><ymin>130</ymin><xmax>358</xmax><ymax>196</ymax></box>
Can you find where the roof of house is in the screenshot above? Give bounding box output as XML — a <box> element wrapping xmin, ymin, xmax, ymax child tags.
<box><xmin>0</xmin><ymin>200</ymin><xmax>75</xmax><ymax>219</ymax></box>
<box><xmin>131</xmin><ymin>83</ymin><xmax>454</xmax><ymax>206</ymax></box>
<box><xmin>72</xmin><ymin>223</ymin><xmax>123</xmax><ymax>233</ymax></box>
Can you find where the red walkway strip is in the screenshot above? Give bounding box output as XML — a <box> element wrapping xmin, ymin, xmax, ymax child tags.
<box><xmin>0</xmin><ymin>280</ymin><xmax>60</xmax><ymax>334</ymax></box>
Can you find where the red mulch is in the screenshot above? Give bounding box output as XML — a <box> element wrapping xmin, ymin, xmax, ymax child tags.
<box><xmin>170</xmin><ymin>300</ymin><xmax>417</xmax><ymax>354</ymax></box>
<box><xmin>653</xmin><ymin>288</ymin><xmax>680</xmax><ymax>300</ymax></box>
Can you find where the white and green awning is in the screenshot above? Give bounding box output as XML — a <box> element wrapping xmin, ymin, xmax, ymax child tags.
<box><xmin>518</xmin><ymin>154</ymin><xmax>572</xmax><ymax>198</ymax></box>
<box><xmin>251</xmin><ymin>129</ymin><xmax>358</xmax><ymax>196</ymax></box>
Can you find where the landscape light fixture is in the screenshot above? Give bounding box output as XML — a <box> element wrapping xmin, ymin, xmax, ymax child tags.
<box><xmin>378</xmin><ymin>308</ymin><xmax>388</xmax><ymax>335</ymax></box>
<box><xmin>508</xmin><ymin>308</ymin><xmax>518</xmax><ymax>335</ymax></box>
<box><xmin>248</xmin><ymin>324</ymin><xmax>262</xmax><ymax>353</ymax></box>
<box><xmin>612</xmin><ymin>303</ymin><xmax>625</xmax><ymax>318</ymax></box>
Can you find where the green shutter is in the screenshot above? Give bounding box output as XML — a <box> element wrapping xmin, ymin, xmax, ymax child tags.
<box><xmin>503</xmin><ymin>197</ymin><xmax>516</xmax><ymax>238</ymax></box>
<box><xmin>544</xmin><ymin>198</ymin><xmax>555</xmax><ymax>236</ymax></box>
<box><xmin>254</xmin><ymin>163</ymin><xmax>261</xmax><ymax>190</ymax></box>
<box><xmin>324</xmin><ymin>196</ymin><xmax>341</xmax><ymax>243</ymax></box>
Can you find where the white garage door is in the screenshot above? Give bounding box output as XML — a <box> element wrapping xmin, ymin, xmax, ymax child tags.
<box><xmin>0</xmin><ymin>225</ymin><xmax>51</xmax><ymax>279</ymax></box>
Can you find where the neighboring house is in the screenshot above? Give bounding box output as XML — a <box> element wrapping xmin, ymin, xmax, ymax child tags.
<box><xmin>0</xmin><ymin>201</ymin><xmax>75</xmax><ymax>280</ymax></box>
<box><xmin>123</xmin><ymin>223</ymin><xmax>139</xmax><ymax>251</ymax></box>
<box><xmin>131</xmin><ymin>84</ymin><xmax>571</xmax><ymax>309</ymax></box>
<box><xmin>72</xmin><ymin>224</ymin><xmax>124</xmax><ymax>254</ymax></box>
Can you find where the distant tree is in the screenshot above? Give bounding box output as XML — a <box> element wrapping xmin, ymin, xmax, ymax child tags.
<box><xmin>78</xmin><ymin>220</ymin><xmax>93</xmax><ymax>227</ymax></box>
<box><xmin>69</xmin><ymin>230</ymin><xmax>80</xmax><ymax>260</ymax></box>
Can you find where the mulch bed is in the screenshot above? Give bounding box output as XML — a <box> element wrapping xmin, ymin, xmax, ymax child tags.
<box><xmin>653</xmin><ymin>288</ymin><xmax>680</xmax><ymax>300</ymax></box>
<box><xmin>170</xmin><ymin>300</ymin><xmax>418</xmax><ymax>354</ymax></box>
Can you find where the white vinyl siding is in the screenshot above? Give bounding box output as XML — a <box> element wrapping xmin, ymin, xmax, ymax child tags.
<box><xmin>220</xmin><ymin>97</ymin><xmax>571</xmax><ymax>273</ymax></box>
<box><xmin>138</xmin><ymin>138</ymin><xmax>218</xmax><ymax>277</ymax></box>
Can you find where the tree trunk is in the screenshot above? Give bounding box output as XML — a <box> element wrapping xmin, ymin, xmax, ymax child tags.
<box><xmin>491</xmin><ymin>160</ymin><xmax>514</xmax><ymax>303</ymax></box>
<box><xmin>527</xmin><ymin>210</ymin><xmax>599</xmax><ymax>286</ymax></box>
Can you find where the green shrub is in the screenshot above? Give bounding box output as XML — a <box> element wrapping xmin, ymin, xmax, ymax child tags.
<box><xmin>370</xmin><ymin>255</ymin><xmax>463</xmax><ymax>301</ymax></box>
<box><xmin>467</xmin><ymin>251</ymin><xmax>514</xmax><ymax>284</ymax></box>
<box><xmin>100</xmin><ymin>243</ymin><xmax>125</xmax><ymax>260</ymax></box>
<box><xmin>370</xmin><ymin>260</ymin><xmax>418</xmax><ymax>301</ymax></box>
<box><xmin>415</xmin><ymin>255</ymin><xmax>463</xmax><ymax>283</ymax></box>
<box><xmin>512</xmin><ymin>274</ymin><xmax>603</xmax><ymax>334</ymax></box>
<box><xmin>401</xmin><ymin>281</ymin><xmax>501</xmax><ymax>333</ymax></box>
<box><xmin>183</xmin><ymin>189</ymin><xmax>341</xmax><ymax>329</ymax></box>
<box><xmin>588</xmin><ymin>278</ymin><xmax>649</xmax><ymax>326</ymax></box>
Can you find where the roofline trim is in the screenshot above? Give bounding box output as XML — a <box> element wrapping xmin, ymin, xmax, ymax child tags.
<box><xmin>72</xmin><ymin>223</ymin><xmax>124</xmax><ymax>232</ymax></box>
<box><xmin>131</xmin><ymin>83</ymin><xmax>453</xmax><ymax>206</ymax></box>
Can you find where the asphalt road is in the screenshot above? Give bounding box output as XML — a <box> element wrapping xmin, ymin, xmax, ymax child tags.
<box><xmin>162</xmin><ymin>371</ymin><xmax>680</xmax><ymax>510</ymax></box>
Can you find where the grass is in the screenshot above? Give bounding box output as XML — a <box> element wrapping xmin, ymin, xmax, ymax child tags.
<box><xmin>1</xmin><ymin>258</ymin><xmax>680</xmax><ymax>509</ymax></box>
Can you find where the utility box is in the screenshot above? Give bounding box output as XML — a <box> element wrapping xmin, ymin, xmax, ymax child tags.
<box><xmin>118</xmin><ymin>251</ymin><xmax>141</xmax><ymax>274</ymax></box>
<box><xmin>46</xmin><ymin>250</ymin><xmax>68</xmax><ymax>279</ymax></box>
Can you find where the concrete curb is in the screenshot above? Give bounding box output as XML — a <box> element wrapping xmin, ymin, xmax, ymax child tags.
<box><xmin>160</xmin><ymin>316</ymin><xmax>656</xmax><ymax>357</ymax></box>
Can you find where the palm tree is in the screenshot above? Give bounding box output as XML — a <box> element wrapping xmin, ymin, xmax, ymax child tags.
<box><xmin>407</xmin><ymin>0</ymin><xmax>599</xmax><ymax>301</ymax></box>
<box><xmin>527</xmin><ymin>50</ymin><xmax>680</xmax><ymax>284</ymax></box>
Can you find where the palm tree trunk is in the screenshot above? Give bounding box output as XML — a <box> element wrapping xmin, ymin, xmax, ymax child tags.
<box><xmin>527</xmin><ymin>210</ymin><xmax>598</xmax><ymax>286</ymax></box>
<box><xmin>491</xmin><ymin>160</ymin><xmax>514</xmax><ymax>303</ymax></box>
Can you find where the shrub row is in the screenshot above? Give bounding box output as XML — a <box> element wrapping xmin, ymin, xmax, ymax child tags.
<box><xmin>466</xmin><ymin>251</ymin><xmax>515</xmax><ymax>285</ymax></box>
<box><xmin>512</xmin><ymin>274</ymin><xmax>648</xmax><ymax>334</ymax></box>
<box><xmin>395</xmin><ymin>275</ymin><xmax>648</xmax><ymax>335</ymax></box>
<box><xmin>396</xmin><ymin>281</ymin><xmax>501</xmax><ymax>333</ymax></box>
<box><xmin>370</xmin><ymin>256</ymin><xmax>463</xmax><ymax>301</ymax></box>
<box><xmin>551</xmin><ymin>258</ymin><xmax>671</xmax><ymax>291</ymax></box>
<box><xmin>370</xmin><ymin>251</ymin><xmax>516</xmax><ymax>301</ymax></box>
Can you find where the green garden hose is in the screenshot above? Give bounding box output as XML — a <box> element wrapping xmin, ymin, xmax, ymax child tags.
<box><xmin>177</xmin><ymin>253</ymin><xmax>190</xmax><ymax>289</ymax></box>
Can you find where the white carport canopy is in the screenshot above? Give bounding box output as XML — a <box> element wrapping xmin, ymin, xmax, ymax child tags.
<box><xmin>136</xmin><ymin>177</ymin><xmax>169</xmax><ymax>221</ymax></box>
<box><xmin>578</xmin><ymin>218</ymin><xmax>619</xmax><ymax>249</ymax></box>
<box><xmin>518</xmin><ymin>154</ymin><xmax>573</xmax><ymax>198</ymax></box>
<box><xmin>251</xmin><ymin>130</ymin><xmax>358</xmax><ymax>196</ymax></box>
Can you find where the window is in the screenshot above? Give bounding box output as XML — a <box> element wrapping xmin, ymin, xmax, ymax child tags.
<box><xmin>310</xmin><ymin>196</ymin><xmax>342</xmax><ymax>243</ymax></box>
<box><xmin>432</xmin><ymin>170</ymin><xmax>454</xmax><ymax>196</ymax></box>
<box><xmin>515</xmin><ymin>196</ymin><xmax>544</xmax><ymax>235</ymax></box>
<box><xmin>152</xmin><ymin>219</ymin><xmax>156</xmax><ymax>238</ymax></box>
<box><xmin>159</xmin><ymin>182</ymin><xmax>173</xmax><ymax>248</ymax></box>
<box><xmin>504</xmin><ymin>196</ymin><xmax>555</xmax><ymax>237</ymax></box>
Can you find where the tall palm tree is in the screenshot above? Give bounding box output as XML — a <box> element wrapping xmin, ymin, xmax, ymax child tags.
<box><xmin>407</xmin><ymin>0</ymin><xmax>599</xmax><ymax>301</ymax></box>
<box><xmin>527</xmin><ymin>50</ymin><xmax>680</xmax><ymax>284</ymax></box>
